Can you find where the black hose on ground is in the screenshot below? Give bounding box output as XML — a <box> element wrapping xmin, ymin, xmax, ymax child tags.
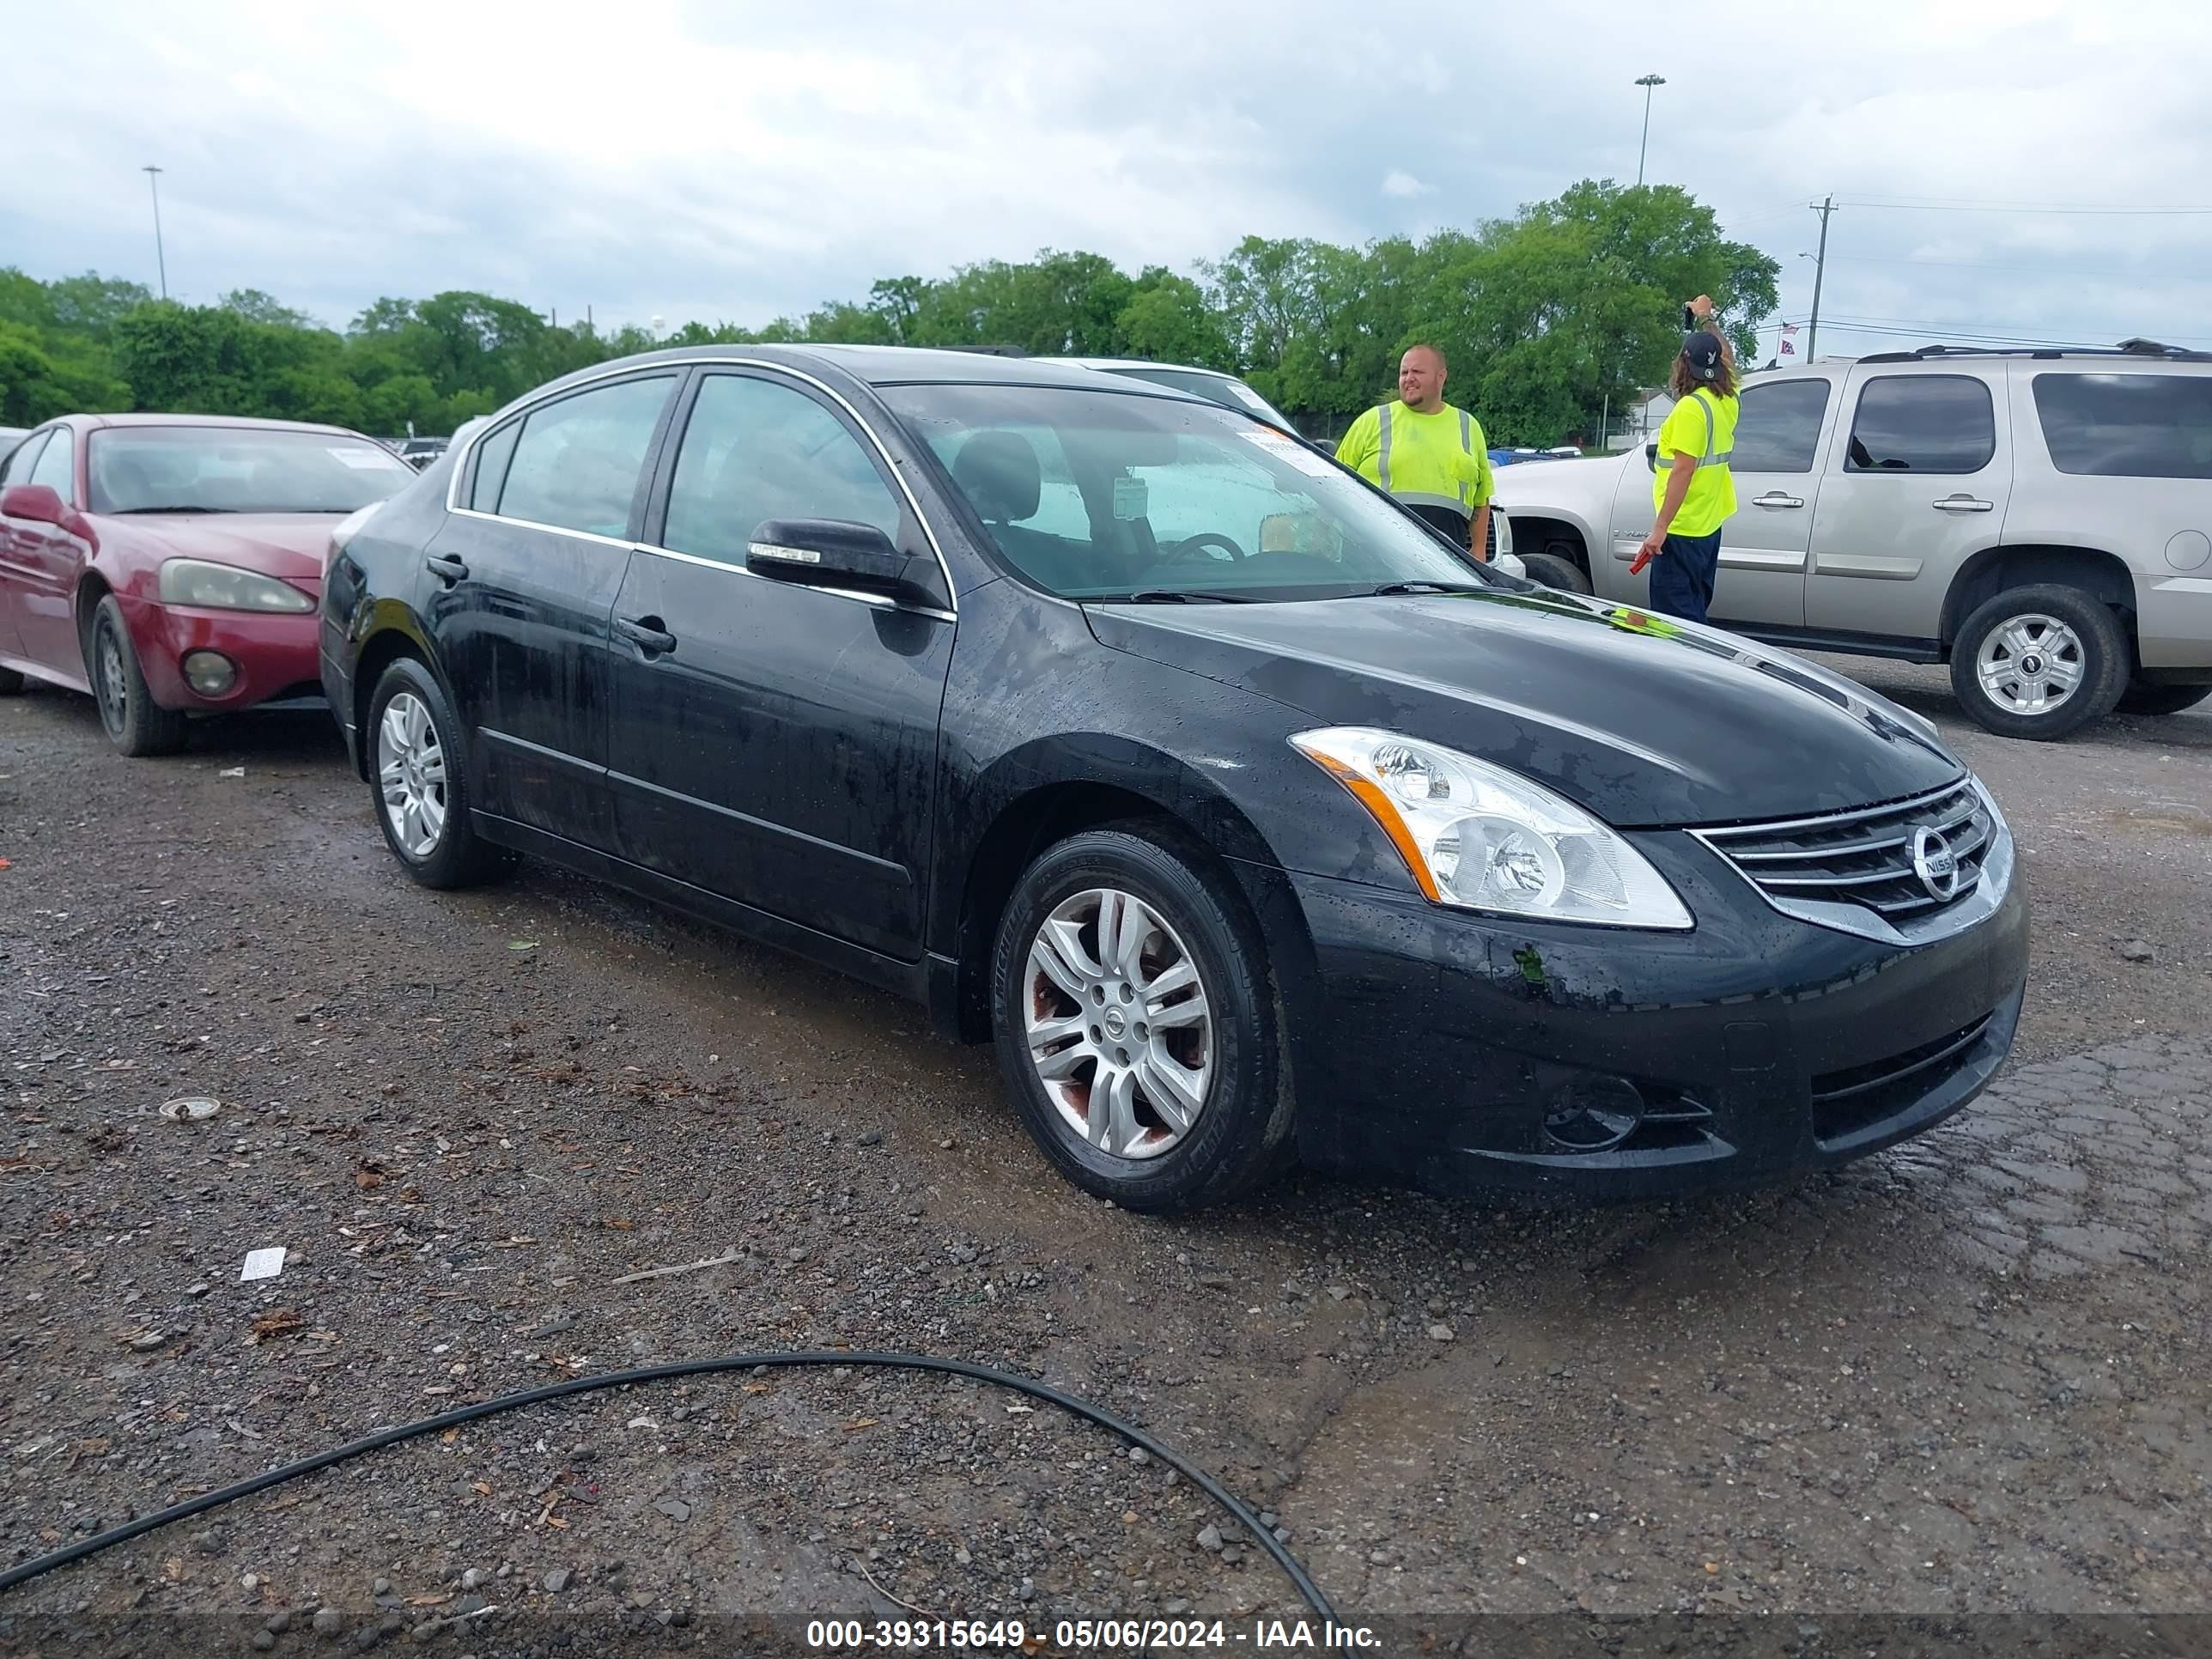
<box><xmin>0</xmin><ymin>1349</ymin><xmax>1336</xmax><ymax>1620</ymax></box>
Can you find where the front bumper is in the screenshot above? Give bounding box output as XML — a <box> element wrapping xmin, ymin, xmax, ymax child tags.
<box><xmin>1281</xmin><ymin>828</ymin><xmax>2029</xmax><ymax>1202</ymax></box>
<box><xmin>120</xmin><ymin>594</ymin><xmax>325</xmax><ymax>712</ymax></box>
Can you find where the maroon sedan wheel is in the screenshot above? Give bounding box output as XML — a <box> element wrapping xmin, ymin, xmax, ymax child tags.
<box><xmin>87</xmin><ymin>599</ymin><xmax>189</xmax><ymax>757</ymax></box>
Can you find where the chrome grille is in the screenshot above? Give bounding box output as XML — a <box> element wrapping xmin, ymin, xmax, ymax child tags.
<box><xmin>1698</xmin><ymin>779</ymin><xmax>1993</xmax><ymax>925</ymax></box>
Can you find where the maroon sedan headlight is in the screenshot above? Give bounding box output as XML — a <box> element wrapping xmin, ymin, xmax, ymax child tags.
<box><xmin>156</xmin><ymin>558</ymin><xmax>315</xmax><ymax>613</ymax></box>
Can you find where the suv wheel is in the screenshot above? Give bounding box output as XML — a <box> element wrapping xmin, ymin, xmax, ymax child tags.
<box><xmin>1521</xmin><ymin>550</ymin><xmax>1592</xmax><ymax>594</ymax></box>
<box><xmin>1950</xmin><ymin>584</ymin><xmax>2128</xmax><ymax>740</ymax></box>
<box><xmin>367</xmin><ymin>658</ymin><xmax>513</xmax><ymax>890</ymax></box>
<box><xmin>2116</xmin><ymin>680</ymin><xmax>2211</xmax><ymax>718</ymax></box>
<box><xmin>989</xmin><ymin>824</ymin><xmax>1293</xmax><ymax>1212</ymax></box>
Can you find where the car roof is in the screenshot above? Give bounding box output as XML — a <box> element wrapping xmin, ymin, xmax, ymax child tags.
<box><xmin>47</xmin><ymin>412</ymin><xmax>375</xmax><ymax>438</ymax></box>
<box><xmin>527</xmin><ymin>343</ymin><xmax>1204</xmax><ymax>403</ymax></box>
<box><xmin>1039</xmin><ymin>356</ymin><xmax>1243</xmax><ymax>381</ymax></box>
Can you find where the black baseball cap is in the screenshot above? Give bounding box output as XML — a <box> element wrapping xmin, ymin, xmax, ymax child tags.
<box><xmin>1681</xmin><ymin>331</ymin><xmax>1724</xmax><ymax>380</ymax></box>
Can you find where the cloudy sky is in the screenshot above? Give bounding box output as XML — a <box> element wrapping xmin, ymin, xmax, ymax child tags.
<box><xmin>8</xmin><ymin>0</ymin><xmax>2210</xmax><ymax>361</ymax></box>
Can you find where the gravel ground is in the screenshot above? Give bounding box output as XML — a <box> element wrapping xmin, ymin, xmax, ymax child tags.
<box><xmin>2</xmin><ymin>665</ymin><xmax>2209</xmax><ymax>1657</ymax></box>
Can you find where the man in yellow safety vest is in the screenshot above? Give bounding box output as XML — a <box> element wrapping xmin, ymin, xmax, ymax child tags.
<box><xmin>1334</xmin><ymin>343</ymin><xmax>1496</xmax><ymax>560</ymax></box>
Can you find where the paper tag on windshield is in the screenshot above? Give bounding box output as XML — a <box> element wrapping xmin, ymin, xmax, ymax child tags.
<box><xmin>331</xmin><ymin>447</ymin><xmax>398</xmax><ymax>470</ymax></box>
<box><xmin>1244</xmin><ymin>428</ymin><xmax>1334</xmax><ymax>479</ymax></box>
<box><xmin>1111</xmin><ymin>474</ymin><xmax>1149</xmax><ymax>520</ymax></box>
<box><xmin>1227</xmin><ymin>381</ymin><xmax>1272</xmax><ymax>412</ymax></box>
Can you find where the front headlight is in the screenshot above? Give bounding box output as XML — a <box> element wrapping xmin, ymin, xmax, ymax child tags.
<box><xmin>1291</xmin><ymin>726</ymin><xmax>1693</xmax><ymax>930</ymax></box>
<box><xmin>158</xmin><ymin>559</ymin><xmax>315</xmax><ymax>613</ymax></box>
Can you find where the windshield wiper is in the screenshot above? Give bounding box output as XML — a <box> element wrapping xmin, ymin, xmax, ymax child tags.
<box><xmin>110</xmin><ymin>505</ymin><xmax>226</xmax><ymax>515</ymax></box>
<box><xmin>1111</xmin><ymin>590</ymin><xmax>1255</xmax><ymax>604</ymax></box>
<box><xmin>1366</xmin><ymin>580</ymin><xmax>1486</xmax><ymax>597</ymax></box>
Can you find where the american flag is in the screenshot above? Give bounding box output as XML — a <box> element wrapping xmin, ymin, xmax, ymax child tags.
<box><xmin>1778</xmin><ymin>322</ymin><xmax>1801</xmax><ymax>358</ymax></box>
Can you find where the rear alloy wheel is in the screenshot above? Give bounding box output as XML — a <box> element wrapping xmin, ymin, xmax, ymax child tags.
<box><xmin>368</xmin><ymin>657</ymin><xmax>513</xmax><ymax>890</ymax></box>
<box><xmin>88</xmin><ymin>596</ymin><xmax>189</xmax><ymax>757</ymax></box>
<box><xmin>1950</xmin><ymin>584</ymin><xmax>2128</xmax><ymax>741</ymax></box>
<box><xmin>990</xmin><ymin>825</ymin><xmax>1292</xmax><ymax>1212</ymax></box>
<box><xmin>2116</xmin><ymin>680</ymin><xmax>2211</xmax><ymax>718</ymax></box>
<box><xmin>1521</xmin><ymin>550</ymin><xmax>1593</xmax><ymax>594</ymax></box>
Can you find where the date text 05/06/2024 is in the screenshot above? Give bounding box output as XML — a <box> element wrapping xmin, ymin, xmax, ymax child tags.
<box><xmin>802</xmin><ymin>1617</ymin><xmax>1382</xmax><ymax>1649</ymax></box>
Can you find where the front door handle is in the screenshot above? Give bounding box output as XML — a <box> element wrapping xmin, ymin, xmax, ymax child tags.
<box><xmin>424</xmin><ymin>553</ymin><xmax>469</xmax><ymax>583</ymax></box>
<box><xmin>615</xmin><ymin>615</ymin><xmax>678</xmax><ymax>655</ymax></box>
<box><xmin>1752</xmin><ymin>491</ymin><xmax>1805</xmax><ymax>508</ymax></box>
<box><xmin>1931</xmin><ymin>495</ymin><xmax>1994</xmax><ymax>513</ymax></box>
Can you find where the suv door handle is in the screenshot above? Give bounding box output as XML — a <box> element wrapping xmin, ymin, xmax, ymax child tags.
<box><xmin>615</xmin><ymin>615</ymin><xmax>678</xmax><ymax>655</ymax></box>
<box><xmin>1931</xmin><ymin>495</ymin><xmax>1994</xmax><ymax>513</ymax></box>
<box><xmin>424</xmin><ymin>553</ymin><xmax>469</xmax><ymax>583</ymax></box>
<box><xmin>1752</xmin><ymin>491</ymin><xmax>1805</xmax><ymax>508</ymax></box>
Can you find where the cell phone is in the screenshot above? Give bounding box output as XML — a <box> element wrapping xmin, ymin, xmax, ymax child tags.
<box><xmin>1681</xmin><ymin>303</ymin><xmax>1697</xmax><ymax>331</ymax></box>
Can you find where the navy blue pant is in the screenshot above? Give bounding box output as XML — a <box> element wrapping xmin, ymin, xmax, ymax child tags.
<box><xmin>1648</xmin><ymin>528</ymin><xmax>1723</xmax><ymax>623</ymax></box>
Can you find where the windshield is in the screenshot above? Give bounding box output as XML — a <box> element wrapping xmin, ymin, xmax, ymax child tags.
<box><xmin>886</xmin><ymin>384</ymin><xmax>1488</xmax><ymax>602</ymax></box>
<box><xmin>87</xmin><ymin>427</ymin><xmax>416</xmax><ymax>515</ymax></box>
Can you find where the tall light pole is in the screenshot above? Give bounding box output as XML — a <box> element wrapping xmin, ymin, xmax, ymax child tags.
<box><xmin>1634</xmin><ymin>75</ymin><xmax>1666</xmax><ymax>187</ymax></box>
<box><xmin>142</xmin><ymin>165</ymin><xmax>168</xmax><ymax>300</ymax></box>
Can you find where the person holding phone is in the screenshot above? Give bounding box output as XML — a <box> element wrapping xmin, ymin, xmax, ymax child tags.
<box><xmin>1632</xmin><ymin>296</ymin><xmax>1739</xmax><ymax>622</ymax></box>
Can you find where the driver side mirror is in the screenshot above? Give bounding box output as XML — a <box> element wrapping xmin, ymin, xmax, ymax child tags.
<box><xmin>0</xmin><ymin>483</ymin><xmax>97</xmax><ymax>550</ymax></box>
<box><xmin>747</xmin><ymin>518</ymin><xmax>945</xmax><ymax>611</ymax></box>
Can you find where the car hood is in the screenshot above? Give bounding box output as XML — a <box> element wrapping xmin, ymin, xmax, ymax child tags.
<box><xmin>99</xmin><ymin>513</ymin><xmax>337</xmax><ymax>586</ymax></box>
<box><xmin>1086</xmin><ymin>587</ymin><xmax>1963</xmax><ymax>829</ymax></box>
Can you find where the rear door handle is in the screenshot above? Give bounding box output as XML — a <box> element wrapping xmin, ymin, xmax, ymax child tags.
<box><xmin>1752</xmin><ymin>491</ymin><xmax>1805</xmax><ymax>508</ymax></box>
<box><xmin>1931</xmin><ymin>495</ymin><xmax>1994</xmax><ymax>513</ymax></box>
<box><xmin>615</xmin><ymin>615</ymin><xmax>678</xmax><ymax>655</ymax></box>
<box><xmin>424</xmin><ymin>553</ymin><xmax>469</xmax><ymax>583</ymax></box>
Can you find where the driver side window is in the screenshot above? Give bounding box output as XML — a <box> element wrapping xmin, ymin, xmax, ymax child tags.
<box><xmin>661</xmin><ymin>374</ymin><xmax>902</xmax><ymax>566</ymax></box>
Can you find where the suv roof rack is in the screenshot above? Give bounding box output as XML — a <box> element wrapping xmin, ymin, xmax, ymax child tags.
<box><xmin>1857</xmin><ymin>341</ymin><xmax>2212</xmax><ymax>366</ymax></box>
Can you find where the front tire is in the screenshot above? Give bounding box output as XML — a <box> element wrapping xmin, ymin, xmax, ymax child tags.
<box><xmin>88</xmin><ymin>597</ymin><xmax>189</xmax><ymax>757</ymax></box>
<box><xmin>989</xmin><ymin>824</ymin><xmax>1293</xmax><ymax>1212</ymax></box>
<box><xmin>366</xmin><ymin>657</ymin><xmax>513</xmax><ymax>890</ymax></box>
<box><xmin>1950</xmin><ymin>584</ymin><xmax>2128</xmax><ymax>740</ymax></box>
<box><xmin>2116</xmin><ymin>680</ymin><xmax>2211</xmax><ymax>718</ymax></box>
<box><xmin>1522</xmin><ymin>550</ymin><xmax>1593</xmax><ymax>594</ymax></box>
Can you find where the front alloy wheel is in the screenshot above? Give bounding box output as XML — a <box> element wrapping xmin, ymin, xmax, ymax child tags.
<box><xmin>1024</xmin><ymin>887</ymin><xmax>1213</xmax><ymax>1159</ymax></box>
<box><xmin>990</xmin><ymin>824</ymin><xmax>1294</xmax><ymax>1212</ymax></box>
<box><xmin>1974</xmin><ymin>613</ymin><xmax>2084</xmax><ymax>719</ymax></box>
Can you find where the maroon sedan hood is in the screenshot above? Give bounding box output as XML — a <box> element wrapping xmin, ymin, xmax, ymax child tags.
<box><xmin>100</xmin><ymin>513</ymin><xmax>338</xmax><ymax>585</ymax></box>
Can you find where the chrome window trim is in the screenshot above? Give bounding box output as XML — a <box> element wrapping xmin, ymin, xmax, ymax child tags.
<box><xmin>442</xmin><ymin>356</ymin><xmax>959</xmax><ymax>614</ymax></box>
<box><xmin>630</xmin><ymin>541</ymin><xmax>955</xmax><ymax>624</ymax></box>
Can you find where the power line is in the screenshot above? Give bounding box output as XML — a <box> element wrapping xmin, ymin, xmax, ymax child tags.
<box><xmin>1817</xmin><ymin>309</ymin><xmax>2212</xmax><ymax>345</ymax></box>
<box><xmin>1825</xmin><ymin>252</ymin><xmax>2209</xmax><ymax>282</ymax></box>
<box><xmin>1836</xmin><ymin>197</ymin><xmax>2212</xmax><ymax>216</ymax></box>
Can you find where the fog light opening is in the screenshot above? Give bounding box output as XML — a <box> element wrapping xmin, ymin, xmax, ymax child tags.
<box><xmin>1544</xmin><ymin>1074</ymin><xmax>1645</xmax><ymax>1153</ymax></box>
<box><xmin>182</xmin><ymin>650</ymin><xmax>238</xmax><ymax>696</ymax></box>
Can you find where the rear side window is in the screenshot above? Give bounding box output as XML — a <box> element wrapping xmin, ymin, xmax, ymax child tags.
<box><xmin>1731</xmin><ymin>380</ymin><xmax>1831</xmax><ymax>473</ymax></box>
<box><xmin>495</xmin><ymin>375</ymin><xmax>675</xmax><ymax>538</ymax></box>
<box><xmin>2033</xmin><ymin>374</ymin><xmax>2212</xmax><ymax>479</ymax></box>
<box><xmin>1845</xmin><ymin>376</ymin><xmax>1995</xmax><ymax>474</ymax></box>
<box><xmin>28</xmin><ymin>427</ymin><xmax>74</xmax><ymax>502</ymax></box>
<box><xmin>467</xmin><ymin>420</ymin><xmax>522</xmax><ymax>512</ymax></box>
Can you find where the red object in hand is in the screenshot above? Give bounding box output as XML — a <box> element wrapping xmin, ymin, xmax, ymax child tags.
<box><xmin>1629</xmin><ymin>544</ymin><xmax>1656</xmax><ymax>576</ymax></box>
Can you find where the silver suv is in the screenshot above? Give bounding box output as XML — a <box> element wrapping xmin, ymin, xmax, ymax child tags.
<box><xmin>1491</xmin><ymin>343</ymin><xmax>2212</xmax><ymax>738</ymax></box>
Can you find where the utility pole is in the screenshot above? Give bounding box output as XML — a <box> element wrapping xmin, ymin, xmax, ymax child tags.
<box><xmin>1806</xmin><ymin>195</ymin><xmax>1836</xmax><ymax>362</ymax></box>
<box><xmin>1634</xmin><ymin>76</ymin><xmax>1666</xmax><ymax>186</ymax></box>
<box><xmin>143</xmin><ymin>165</ymin><xmax>168</xmax><ymax>300</ymax></box>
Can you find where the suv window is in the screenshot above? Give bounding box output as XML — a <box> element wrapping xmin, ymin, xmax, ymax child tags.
<box><xmin>495</xmin><ymin>375</ymin><xmax>675</xmax><ymax>538</ymax></box>
<box><xmin>660</xmin><ymin>374</ymin><xmax>902</xmax><ymax>565</ymax></box>
<box><xmin>0</xmin><ymin>430</ymin><xmax>48</xmax><ymax>485</ymax></box>
<box><xmin>1731</xmin><ymin>380</ymin><xmax>1830</xmax><ymax>473</ymax></box>
<box><xmin>1845</xmin><ymin>375</ymin><xmax>1996</xmax><ymax>474</ymax></box>
<box><xmin>28</xmin><ymin>427</ymin><xmax>74</xmax><ymax>502</ymax></box>
<box><xmin>2033</xmin><ymin>373</ymin><xmax>2212</xmax><ymax>479</ymax></box>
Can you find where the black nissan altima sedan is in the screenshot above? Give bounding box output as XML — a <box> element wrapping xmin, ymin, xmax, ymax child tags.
<box><xmin>319</xmin><ymin>345</ymin><xmax>2027</xmax><ymax>1212</ymax></box>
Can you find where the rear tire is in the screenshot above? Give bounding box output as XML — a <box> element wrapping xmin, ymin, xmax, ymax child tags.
<box><xmin>1522</xmin><ymin>550</ymin><xmax>1593</xmax><ymax>594</ymax></box>
<box><xmin>88</xmin><ymin>596</ymin><xmax>189</xmax><ymax>757</ymax></box>
<box><xmin>366</xmin><ymin>657</ymin><xmax>514</xmax><ymax>890</ymax></box>
<box><xmin>2116</xmin><ymin>680</ymin><xmax>2211</xmax><ymax>717</ymax></box>
<box><xmin>989</xmin><ymin>823</ymin><xmax>1293</xmax><ymax>1212</ymax></box>
<box><xmin>0</xmin><ymin>666</ymin><xmax>23</xmax><ymax>694</ymax></box>
<box><xmin>1949</xmin><ymin>584</ymin><xmax>2128</xmax><ymax>741</ymax></box>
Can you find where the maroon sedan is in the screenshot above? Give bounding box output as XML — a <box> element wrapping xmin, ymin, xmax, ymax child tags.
<box><xmin>0</xmin><ymin>415</ymin><xmax>416</xmax><ymax>754</ymax></box>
